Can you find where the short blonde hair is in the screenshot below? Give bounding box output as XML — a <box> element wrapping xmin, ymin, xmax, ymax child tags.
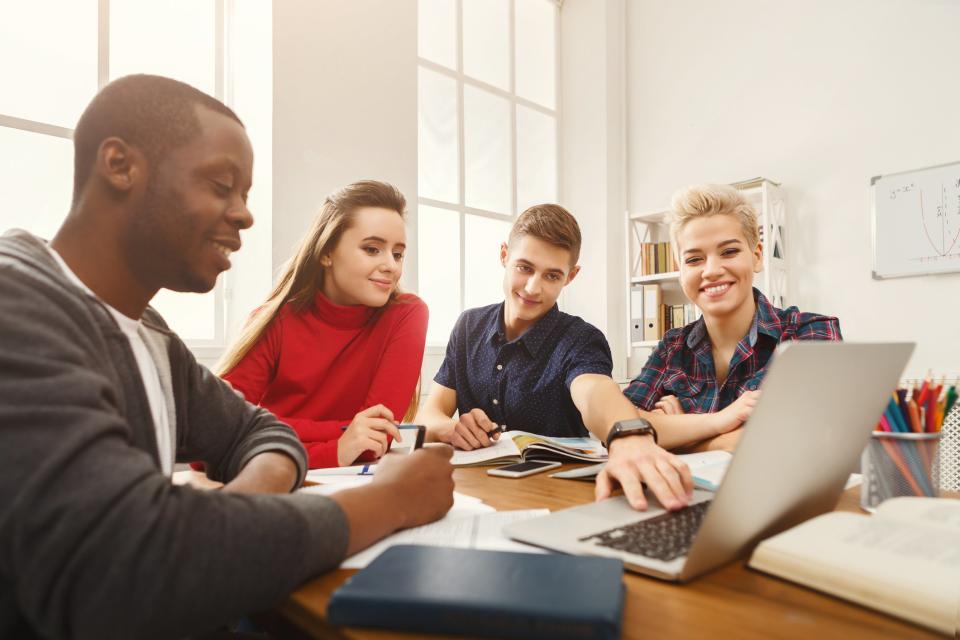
<box><xmin>509</xmin><ymin>203</ymin><xmax>582</xmax><ymax>266</ymax></box>
<box><xmin>669</xmin><ymin>184</ymin><xmax>760</xmax><ymax>252</ymax></box>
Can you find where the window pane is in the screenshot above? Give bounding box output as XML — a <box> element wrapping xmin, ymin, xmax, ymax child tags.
<box><xmin>516</xmin><ymin>106</ymin><xmax>557</xmax><ymax>212</ymax></box>
<box><xmin>226</xmin><ymin>0</ymin><xmax>274</xmax><ymax>341</ymax></box>
<box><xmin>418</xmin><ymin>68</ymin><xmax>459</xmax><ymax>204</ymax></box>
<box><xmin>515</xmin><ymin>0</ymin><xmax>556</xmax><ymax>109</ymax></box>
<box><xmin>0</xmin><ymin>1</ymin><xmax>98</xmax><ymax>127</ymax></box>
<box><xmin>464</xmin><ymin>86</ymin><xmax>511</xmax><ymax>214</ymax></box>
<box><xmin>464</xmin><ymin>214</ymin><xmax>511</xmax><ymax>311</ymax></box>
<box><xmin>418</xmin><ymin>0</ymin><xmax>456</xmax><ymax>69</ymax></box>
<box><xmin>418</xmin><ymin>205</ymin><xmax>461</xmax><ymax>345</ymax></box>
<box><xmin>151</xmin><ymin>287</ymin><xmax>217</xmax><ymax>341</ymax></box>
<box><xmin>0</xmin><ymin>128</ymin><xmax>72</xmax><ymax>240</ymax></box>
<box><xmin>110</xmin><ymin>0</ymin><xmax>216</xmax><ymax>95</ymax></box>
<box><xmin>462</xmin><ymin>0</ymin><xmax>509</xmax><ymax>90</ymax></box>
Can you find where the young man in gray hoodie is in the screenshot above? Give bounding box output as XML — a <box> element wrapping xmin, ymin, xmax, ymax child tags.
<box><xmin>0</xmin><ymin>74</ymin><xmax>455</xmax><ymax>640</ymax></box>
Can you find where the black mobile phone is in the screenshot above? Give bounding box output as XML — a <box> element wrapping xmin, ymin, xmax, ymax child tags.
<box><xmin>392</xmin><ymin>424</ymin><xmax>426</xmax><ymax>453</ymax></box>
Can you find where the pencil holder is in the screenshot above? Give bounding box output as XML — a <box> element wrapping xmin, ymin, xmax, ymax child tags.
<box><xmin>860</xmin><ymin>432</ymin><xmax>941</xmax><ymax>513</ymax></box>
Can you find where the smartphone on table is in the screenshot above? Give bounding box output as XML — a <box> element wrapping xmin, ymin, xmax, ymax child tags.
<box><xmin>487</xmin><ymin>460</ymin><xmax>561</xmax><ymax>478</ymax></box>
<box><xmin>388</xmin><ymin>424</ymin><xmax>426</xmax><ymax>455</ymax></box>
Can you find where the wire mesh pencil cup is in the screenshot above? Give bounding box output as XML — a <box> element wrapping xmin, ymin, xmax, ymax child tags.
<box><xmin>860</xmin><ymin>431</ymin><xmax>941</xmax><ymax>512</ymax></box>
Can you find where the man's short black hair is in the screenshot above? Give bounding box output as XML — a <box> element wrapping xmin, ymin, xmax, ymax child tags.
<box><xmin>72</xmin><ymin>74</ymin><xmax>243</xmax><ymax>204</ymax></box>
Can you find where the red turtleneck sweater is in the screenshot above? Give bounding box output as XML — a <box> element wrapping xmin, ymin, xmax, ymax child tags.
<box><xmin>224</xmin><ymin>292</ymin><xmax>428</xmax><ymax>468</ymax></box>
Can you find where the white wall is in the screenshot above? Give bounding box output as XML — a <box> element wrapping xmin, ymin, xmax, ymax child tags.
<box><xmin>273</xmin><ymin>0</ymin><xmax>418</xmax><ymax>283</ymax></box>
<box><xmin>271</xmin><ymin>0</ymin><xmax>442</xmax><ymax>388</ymax></box>
<box><xmin>558</xmin><ymin>0</ymin><xmax>629</xmax><ymax>379</ymax></box>
<box><xmin>624</xmin><ymin>0</ymin><xmax>960</xmax><ymax>379</ymax></box>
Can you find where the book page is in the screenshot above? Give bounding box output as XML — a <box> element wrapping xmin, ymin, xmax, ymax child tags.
<box><xmin>508</xmin><ymin>430</ymin><xmax>607</xmax><ymax>460</ymax></box>
<box><xmin>750</xmin><ymin>509</ymin><xmax>960</xmax><ymax>634</ymax></box>
<box><xmin>875</xmin><ymin>496</ymin><xmax>960</xmax><ymax>531</ymax></box>
<box><xmin>450</xmin><ymin>436</ymin><xmax>521</xmax><ymax>466</ymax></box>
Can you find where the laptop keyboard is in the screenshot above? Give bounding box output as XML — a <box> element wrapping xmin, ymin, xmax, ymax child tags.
<box><xmin>578</xmin><ymin>501</ymin><xmax>712</xmax><ymax>562</ymax></box>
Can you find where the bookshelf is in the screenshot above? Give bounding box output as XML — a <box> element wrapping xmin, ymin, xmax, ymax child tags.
<box><xmin>625</xmin><ymin>178</ymin><xmax>788</xmax><ymax>371</ymax></box>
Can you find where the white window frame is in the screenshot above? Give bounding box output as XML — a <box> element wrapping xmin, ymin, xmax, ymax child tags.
<box><xmin>417</xmin><ymin>0</ymin><xmax>562</xmax><ymax>353</ymax></box>
<box><xmin>0</xmin><ymin>0</ymin><xmax>255</xmax><ymax>359</ymax></box>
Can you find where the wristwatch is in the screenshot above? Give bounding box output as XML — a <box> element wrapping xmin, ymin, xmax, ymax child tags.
<box><xmin>605</xmin><ymin>418</ymin><xmax>658</xmax><ymax>449</ymax></box>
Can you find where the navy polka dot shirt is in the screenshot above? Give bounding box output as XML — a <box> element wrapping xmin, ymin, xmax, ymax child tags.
<box><xmin>434</xmin><ymin>303</ymin><xmax>613</xmax><ymax>438</ymax></box>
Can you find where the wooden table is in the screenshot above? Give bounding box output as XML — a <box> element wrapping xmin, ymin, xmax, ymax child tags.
<box><xmin>277</xmin><ymin>466</ymin><xmax>946</xmax><ymax>639</ymax></box>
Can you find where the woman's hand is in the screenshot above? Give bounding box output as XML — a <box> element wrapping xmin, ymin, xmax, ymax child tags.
<box><xmin>337</xmin><ymin>404</ymin><xmax>403</xmax><ymax>466</ymax></box>
<box><xmin>652</xmin><ymin>395</ymin><xmax>684</xmax><ymax>415</ymax></box>
<box><xmin>708</xmin><ymin>390</ymin><xmax>761</xmax><ymax>435</ymax></box>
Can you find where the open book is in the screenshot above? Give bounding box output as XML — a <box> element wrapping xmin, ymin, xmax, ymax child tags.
<box><xmin>451</xmin><ymin>430</ymin><xmax>607</xmax><ymax>467</ymax></box>
<box><xmin>749</xmin><ymin>497</ymin><xmax>960</xmax><ymax>636</ymax></box>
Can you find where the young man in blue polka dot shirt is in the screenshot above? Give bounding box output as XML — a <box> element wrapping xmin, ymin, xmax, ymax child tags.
<box><xmin>417</xmin><ymin>204</ymin><xmax>693</xmax><ymax>512</ymax></box>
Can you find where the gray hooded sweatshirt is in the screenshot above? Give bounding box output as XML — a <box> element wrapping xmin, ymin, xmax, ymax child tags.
<box><xmin>0</xmin><ymin>230</ymin><xmax>350</xmax><ymax>639</ymax></box>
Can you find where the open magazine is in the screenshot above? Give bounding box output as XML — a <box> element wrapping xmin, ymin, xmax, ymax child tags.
<box><xmin>451</xmin><ymin>430</ymin><xmax>607</xmax><ymax>467</ymax></box>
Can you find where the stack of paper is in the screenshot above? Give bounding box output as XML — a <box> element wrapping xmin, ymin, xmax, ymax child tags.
<box><xmin>298</xmin><ymin>479</ymin><xmax>550</xmax><ymax>568</ymax></box>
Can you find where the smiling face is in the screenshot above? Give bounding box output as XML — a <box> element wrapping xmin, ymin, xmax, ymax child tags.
<box><xmin>320</xmin><ymin>206</ymin><xmax>407</xmax><ymax>307</ymax></box>
<box><xmin>677</xmin><ymin>213</ymin><xmax>762</xmax><ymax>320</ymax></box>
<box><xmin>127</xmin><ymin>105</ymin><xmax>254</xmax><ymax>294</ymax></box>
<box><xmin>500</xmin><ymin>234</ymin><xmax>579</xmax><ymax>333</ymax></box>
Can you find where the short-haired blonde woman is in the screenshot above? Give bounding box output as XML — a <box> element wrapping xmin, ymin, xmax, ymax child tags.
<box><xmin>623</xmin><ymin>184</ymin><xmax>841</xmax><ymax>452</ymax></box>
<box><xmin>217</xmin><ymin>180</ymin><xmax>428</xmax><ymax>468</ymax></box>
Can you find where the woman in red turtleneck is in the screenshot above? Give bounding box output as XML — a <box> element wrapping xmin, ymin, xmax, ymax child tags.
<box><xmin>216</xmin><ymin>181</ymin><xmax>427</xmax><ymax>469</ymax></box>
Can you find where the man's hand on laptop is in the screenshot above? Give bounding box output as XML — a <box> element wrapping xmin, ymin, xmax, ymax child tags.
<box><xmin>596</xmin><ymin>437</ymin><xmax>694</xmax><ymax>511</ymax></box>
<box><xmin>437</xmin><ymin>408</ymin><xmax>502</xmax><ymax>450</ymax></box>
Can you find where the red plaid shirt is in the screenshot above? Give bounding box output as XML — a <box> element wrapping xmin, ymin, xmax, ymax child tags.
<box><xmin>624</xmin><ymin>289</ymin><xmax>842</xmax><ymax>413</ymax></box>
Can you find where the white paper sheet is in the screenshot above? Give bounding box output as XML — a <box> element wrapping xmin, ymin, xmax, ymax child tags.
<box><xmin>340</xmin><ymin>508</ymin><xmax>550</xmax><ymax>569</ymax></box>
<box><xmin>299</xmin><ymin>479</ymin><xmax>485</xmax><ymax>510</ymax></box>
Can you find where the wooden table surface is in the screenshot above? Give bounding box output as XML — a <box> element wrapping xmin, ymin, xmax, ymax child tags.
<box><xmin>277</xmin><ymin>466</ymin><xmax>946</xmax><ymax>639</ymax></box>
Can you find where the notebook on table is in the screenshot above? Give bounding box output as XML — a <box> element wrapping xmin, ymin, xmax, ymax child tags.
<box><xmin>327</xmin><ymin>545</ymin><xmax>624</xmax><ymax>640</ymax></box>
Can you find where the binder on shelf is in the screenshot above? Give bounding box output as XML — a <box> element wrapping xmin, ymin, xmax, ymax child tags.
<box><xmin>642</xmin><ymin>284</ymin><xmax>661</xmax><ymax>341</ymax></box>
<box><xmin>671</xmin><ymin>305</ymin><xmax>684</xmax><ymax>330</ymax></box>
<box><xmin>630</xmin><ymin>284</ymin><xmax>644</xmax><ymax>343</ymax></box>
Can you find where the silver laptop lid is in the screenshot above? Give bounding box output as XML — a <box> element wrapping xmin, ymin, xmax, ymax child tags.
<box><xmin>679</xmin><ymin>341</ymin><xmax>914</xmax><ymax>580</ymax></box>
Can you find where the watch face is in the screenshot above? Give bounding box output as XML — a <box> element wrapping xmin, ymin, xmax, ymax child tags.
<box><xmin>608</xmin><ymin>418</ymin><xmax>655</xmax><ymax>448</ymax></box>
<box><xmin>616</xmin><ymin>418</ymin><xmax>652</xmax><ymax>433</ymax></box>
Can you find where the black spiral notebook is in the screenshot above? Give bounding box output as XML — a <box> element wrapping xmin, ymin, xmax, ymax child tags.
<box><xmin>327</xmin><ymin>545</ymin><xmax>625</xmax><ymax>640</ymax></box>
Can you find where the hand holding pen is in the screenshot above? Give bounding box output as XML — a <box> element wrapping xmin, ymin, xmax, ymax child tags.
<box><xmin>337</xmin><ymin>404</ymin><xmax>403</xmax><ymax>466</ymax></box>
<box><xmin>442</xmin><ymin>408</ymin><xmax>503</xmax><ymax>451</ymax></box>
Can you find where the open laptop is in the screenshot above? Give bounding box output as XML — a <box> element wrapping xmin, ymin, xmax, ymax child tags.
<box><xmin>504</xmin><ymin>341</ymin><xmax>914</xmax><ymax>582</ymax></box>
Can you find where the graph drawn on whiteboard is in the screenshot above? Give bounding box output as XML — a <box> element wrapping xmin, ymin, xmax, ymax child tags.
<box><xmin>872</xmin><ymin>160</ymin><xmax>960</xmax><ymax>279</ymax></box>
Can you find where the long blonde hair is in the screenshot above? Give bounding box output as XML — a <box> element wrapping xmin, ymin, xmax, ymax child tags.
<box><xmin>216</xmin><ymin>180</ymin><xmax>408</xmax><ymax>379</ymax></box>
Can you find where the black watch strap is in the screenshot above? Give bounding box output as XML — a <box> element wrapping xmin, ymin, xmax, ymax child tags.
<box><xmin>606</xmin><ymin>418</ymin><xmax>658</xmax><ymax>449</ymax></box>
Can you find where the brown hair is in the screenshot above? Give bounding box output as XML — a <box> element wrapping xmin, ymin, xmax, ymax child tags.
<box><xmin>216</xmin><ymin>180</ymin><xmax>407</xmax><ymax>377</ymax></box>
<box><xmin>508</xmin><ymin>203</ymin><xmax>582</xmax><ymax>266</ymax></box>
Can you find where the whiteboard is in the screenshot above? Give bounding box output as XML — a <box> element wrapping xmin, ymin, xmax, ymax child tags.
<box><xmin>872</xmin><ymin>161</ymin><xmax>960</xmax><ymax>279</ymax></box>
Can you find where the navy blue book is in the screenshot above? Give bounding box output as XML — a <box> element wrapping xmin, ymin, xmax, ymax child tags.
<box><xmin>327</xmin><ymin>545</ymin><xmax>624</xmax><ymax>640</ymax></box>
